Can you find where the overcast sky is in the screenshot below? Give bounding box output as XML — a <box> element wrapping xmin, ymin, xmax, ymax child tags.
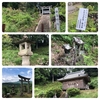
<box><xmin>2</xmin><ymin>68</ymin><xmax>32</xmax><ymax>83</ymax></box>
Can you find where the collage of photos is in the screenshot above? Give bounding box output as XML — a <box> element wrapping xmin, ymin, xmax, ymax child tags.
<box><xmin>2</xmin><ymin>1</ymin><xmax>98</xmax><ymax>99</ymax></box>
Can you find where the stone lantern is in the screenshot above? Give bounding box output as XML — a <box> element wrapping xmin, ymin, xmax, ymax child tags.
<box><xmin>62</xmin><ymin>44</ymin><xmax>72</xmax><ymax>59</ymax></box>
<box><xmin>62</xmin><ymin>44</ymin><xmax>72</xmax><ymax>54</ymax></box>
<box><xmin>18</xmin><ymin>35</ymin><xmax>33</xmax><ymax>66</ymax></box>
<box><xmin>73</xmin><ymin>37</ymin><xmax>84</xmax><ymax>56</ymax></box>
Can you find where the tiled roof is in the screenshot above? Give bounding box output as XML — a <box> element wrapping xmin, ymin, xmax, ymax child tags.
<box><xmin>57</xmin><ymin>70</ymin><xmax>90</xmax><ymax>82</ymax></box>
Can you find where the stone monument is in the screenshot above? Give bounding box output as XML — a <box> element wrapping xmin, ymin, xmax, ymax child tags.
<box><xmin>61</xmin><ymin>37</ymin><xmax>84</xmax><ymax>65</ymax></box>
<box><xmin>73</xmin><ymin>37</ymin><xmax>84</xmax><ymax>56</ymax></box>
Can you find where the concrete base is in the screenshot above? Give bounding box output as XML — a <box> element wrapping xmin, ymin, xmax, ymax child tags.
<box><xmin>22</xmin><ymin>56</ymin><xmax>30</xmax><ymax>66</ymax></box>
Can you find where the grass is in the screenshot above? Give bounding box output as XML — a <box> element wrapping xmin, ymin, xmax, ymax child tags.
<box><xmin>30</xmin><ymin>46</ymin><xmax>49</xmax><ymax>65</ymax></box>
<box><xmin>2</xmin><ymin>7</ymin><xmax>39</xmax><ymax>32</ymax></box>
<box><xmin>12</xmin><ymin>93</ymin><xmax>32</xmax><ymax>98</ymax></box>
<box><xmin>73</xmin><ymin>89</ymin><xmax>98</xmax><ymax>98</ymax></box>
<box><xmin>68</xmin><ymin>3</ymin><xmax>82</xmax><ymax>32</ymax></box>
<box><xmin>35</xmin><ymin>77</ymin><xmax>98</xmax><ymax>98</ymax></box>
<box><xmin>2</xmin><ymin>46</ymin><xmax>49</xmax><ymax>66</ymax></box>
<box><xmin>68</xmin><ymin>3</ymin><xmax>98</xmax><ymax>32</ymax></box>
<box><xmin>68</xmin><ymin>11</ymin><xmax>78</xmax><ymax>32</ymax></box>
<box><xmin>2</xmin><ymin>49</ymin><xmax>22</xmax><ymax>65</ymax></box>
<box><xmin>50</xmin><ymin>5</ymin><xmax>65</xmax><ymax>32</ymax></box>
<box><xmin>35</xmin><ymin>82</ymin><xmax>62</xmax><ymax>97</ymax></box>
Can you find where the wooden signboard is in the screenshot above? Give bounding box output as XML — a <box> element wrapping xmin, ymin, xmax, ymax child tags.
<box><xmin>76</xmin><ymin>8</ymin><xmax>88</xmax><ymax>31</ymax></box>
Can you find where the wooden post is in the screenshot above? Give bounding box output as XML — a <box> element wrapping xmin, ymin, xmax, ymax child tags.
<box><xmin>28</xmin><ymin>80</ymin><xmax>30</xmax><ymax>93</ymax></box>
<box><xmin>20</xmin><ymin>79</ymin><xmax>23</xmax><ymax>96</ymax></box>
<box><xmin>73</xmin><ymin>48</ymin><xmax>76</xmax><ymax>65</ymax></box>
<box><xmin>2</xmin><ymin>24</ymin><xmax>5</xmax><ymax>32</ymax></box>
<box><xmin>41</xmin><ymin>23</ymin><xmax>44</xmax><ymax>32</ymax></box>
<box><xmin>72</xmin><ymin>41</ymin><xmax>76</xmax><ymax>65</ymax></box>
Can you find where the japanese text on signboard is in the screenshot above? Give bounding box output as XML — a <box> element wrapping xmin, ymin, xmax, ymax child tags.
<box><xmin>76</xmin><ymin>8</ymin><xmax>88</xmax><ymax>31</ymax></box>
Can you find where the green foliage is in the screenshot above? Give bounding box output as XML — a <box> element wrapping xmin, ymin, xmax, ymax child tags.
<box><xmin>35</xmin><ymin>77</ymin><xmax>98</xmax><ymax>98</ymax></box>
<box><xmin>2</xmin><ymin>7</ymin><xmax>38</xmax><ymax>32</ymax></box>
<box><xmin>67</xmin><ymin>88</ymin><xmax>80</xmax><ymax>97</ymax></box>
<box><xmin>2</xmin><ymin>83</ymin><xmax>32</xmax><ymax>98</ymax></box>
<box><xmin>2</xmin><ymin>86</ymin><xmax>9</xmax><ymax>95</ymax></box>
<box><xmin>2</xmin><ymin>50</ymin><xmax>22</xmax><ymax>65</ymax></box>
<box><xmin>46</xmin><ymin>88</ymin><xmax>62</xmax><ymax>98</ymax></box>
<box><xmin>73</xmin><ymin>89</ymin><xmax>98</xmax><ymax>98</ymax></box>
<box><xmin>35</xmin><ymin>82</ymin><xmax>62</xmax><ymax>98</ymax></box>
<box><xmin>59</xmin><ymin>3</ymin><xmax>66</xmax><ymax>16</ymax></box>
<box><xmin>2</xmin><ymin>34</ymin><xmax>13</xmax><ymax>49</ymax></box>
<box><xmin>83</xmin><ymin>47</ymin><xmax>98</xmax><ymax>65</ymax></box>
<box><xmin>68</xmin><ymin>3</ymin><xmax>98</xmax><ymax>32</ymax></box>
<box><xmin>87</xmin><ymin>5</ymin><xmax>94</xmax><ymax>11</ymax></box>
<box><xmin>82</xmin><ymin>2</ymin><xmax>98</xmax><ymax>11</ymax></box>
<box><xmin>60</xmin><ymin>22</ymin><xmax>65</xmax><ymax>32</ymax></box>
<box><xmin>85</xmin><ymin>18</ymin><xmax>97</xmax><ymax>32</ymax></box>
<box><xmin>72</xmin><ymin>68</ymin><xmax>98</xmax><ymax>77</ymax></box>
<box><xmin>50</xmin><ymin>2</ymin><xmax>66</xmax><ymax>32</ymax></box>
<box><xmin>70</xmin><ymin>77</ymin><xmax>98</xmax><ymax>98</ymax></box>
<box><xmin>2</xmin><ymin>34</ymin><xmax>49</xmax><ymax>66</ymax></box>
<box><xmin>89</xmin><ymin>77</ymin><xmax>98</xmax><ymax>89</ymax></box>
<box><xmin>52</xmin><ymin>35</ymin><xmax>73</xmax><ymax>44</ymax></box>
<box><xmin>83</xmin><ymin>55</ymin><xmax>94</xmax><ymax>65</ymax></box>
<box><xmin>35</xmin><ymin>68</ymin><xmax>67</xmax><ymax>84</ymax></box>
<box><xmin>52</xmin><ymin>35</ymin><xmax>98</xmax><ymax>66</ymax></box>
<box><xmin>30</xmin><ymin>46</ymin><xmax>49</xmax><ymax>65</ymax></box>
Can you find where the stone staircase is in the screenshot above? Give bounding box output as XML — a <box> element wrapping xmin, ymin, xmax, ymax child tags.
<box><xmin>35</xmin><ymin>15</ymin><xmax>51</xmax><ymax>32</ymax></box>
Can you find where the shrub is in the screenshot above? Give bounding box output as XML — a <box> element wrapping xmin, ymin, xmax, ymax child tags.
<box><xmin>46</xmin><ymin>88</ymin><xmax>62</xmax><ymax>98</ymax></box>
<box><xmin>67</xmin><ymin>88</ymin><xmax>80</xmax><ymax>97</ymax></box>
<box><xmin>87</xmin><ymin>5</ymin><xmax>94</xmax><ymax>11</ymax></box>
<box><xmin>38</xmin><ymin>92</ymin><xmax>44</xmax><ymax>97</ymax></box>
<box><xmin>89</xmin><ymin>78</ymin><xmax>98</xmax><ymax>89</ymax></box>
<box><xmin>83</xmin><ymin>55</ymin><xmax>94</xmax><ymax>65</ymax></box>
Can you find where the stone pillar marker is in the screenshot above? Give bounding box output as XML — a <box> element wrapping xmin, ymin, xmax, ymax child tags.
<box><xmin>18</xmin><ymin>35</ymin><xmax>33</xmax><ymax>66</ymax></box>
<box><xmin>55</xmin><ymin>7</ymin><xmax>60</xmax><ymax>31</ymax></box>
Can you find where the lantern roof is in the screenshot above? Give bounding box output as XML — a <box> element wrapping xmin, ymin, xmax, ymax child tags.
<box><xmin>16</xmin><ymin>35</ymin><xmax>34</xmax><ymax>44</ymax></box>
<box><xmin>73</xmin><ymin>37</ymin><xmax>84</xmax><ymax>45</ymax></box>
<box><xmin>62</xmin><ymin>44</ymin><xmax>72</xmax><ymax>50</ymax></box>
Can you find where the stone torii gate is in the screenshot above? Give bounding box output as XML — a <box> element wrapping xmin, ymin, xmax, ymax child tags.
<box><xmin>18</xmin><ymin>75</ymin><xmax>30</xmax><ymax>96</ymax></box>
<box><xmin>41</xmin><ymin>6</ymin><xmax>51</xmax><ymax>15</ymax></box>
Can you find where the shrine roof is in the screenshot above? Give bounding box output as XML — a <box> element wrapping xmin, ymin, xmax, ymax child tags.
<box><xmin>57</xmin><ymin>70</ymin><xmax>90</xmax><ymax>82</ymax></box>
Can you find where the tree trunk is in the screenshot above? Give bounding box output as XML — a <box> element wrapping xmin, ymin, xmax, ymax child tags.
<box><xmin>52</xmin><ymin>74</ymin><xmax>54</xmax><ymax>83</ymax></box>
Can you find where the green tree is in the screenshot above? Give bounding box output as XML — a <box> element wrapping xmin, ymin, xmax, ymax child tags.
<box><xmin>35</xmin><ymin>68</ymin><xmax>67</xmax><ymax>84</ymax></box>
<box><xmin>72</xmin><ymin>68</ymin><xmax>98</xmax><ymax>77</ymax></box>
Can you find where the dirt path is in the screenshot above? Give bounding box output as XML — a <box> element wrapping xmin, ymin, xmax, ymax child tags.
<box><xmin>68</xmin><ymin>6</ymin><xmax>76</xmax><ymax>13</ymax></box>
<box><xmin>35</xmin><ymin>15</ymin><xmax>51</xmax><ymax>32</ymax></box>
<box><xmin>68</xmin><ymin>3</ymin><xmax>82</xmax><ymax>14</ymax></box>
